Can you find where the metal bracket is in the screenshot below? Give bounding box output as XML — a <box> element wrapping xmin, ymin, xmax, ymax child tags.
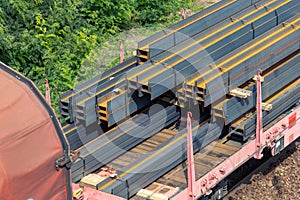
<box><xmin>229</xmin><ymin>88</ymin><xmax>252</xmax><ymax>98</ymax></box>
<box><xmin>55</xmin><ymin>155</ymin><xmax>72</xmax><ymax>170</ymax></box>
<box><xmin>55</xmin><ymin>151</ymin><xmax>80</xmax><ymax>170</ymax></box>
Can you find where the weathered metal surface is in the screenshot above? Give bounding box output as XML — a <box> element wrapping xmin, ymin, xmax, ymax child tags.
<box><xmin>59</xmin><ymin>57</ymin><xmax>138</xmax><ymax>119</ymax></box>
<box><xmin>138</xmin><ymin>0</ymin><xmax>241</xmax><ymax>50</ymax></box>
<box><xmin>97</xmin><ymin>116</ymin><xmax>224</xmax><ymax>198</ymax></box>
<box><xmin>148</xmin><ymin>0</ymin><xmax>293</xmax><ymax>102</ymax></box>
<box><xmin>148</xmin><ymin>0</ymin><xmax>255</xmax><ymax>58</ymax></box>
<box><xmin>71</xmin><ymin>102</ymin><xmax>180</xmax><ymax>182</ymax></box>
<box><xmin>215</xmin><ymin>51</ymin><xmax>300</xmax><ymax>125</ymax></box>
<box><xmin>230</xmin><ymin>78</ymin><xmax>300</xmax><ymax>140</ymax></box>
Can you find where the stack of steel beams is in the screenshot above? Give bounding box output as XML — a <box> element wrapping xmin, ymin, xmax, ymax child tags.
<box><xmin>97</xmin><ymin>116</ymin><xmax>224</xmax><ymax>198</ymax></box>
<box><xmin>214</xmin><ymin>50</ymin><xmax>300</xmax><ymax>126</ymax></box>
<box><xmin>60</xmin><ymin>57</ymin><xmax>138</xmax><ymax>123</ymax></box>
<box><xmin>132</xmin><ymin>0</ymin><xmax>297</xmax><ymax>100</ymax></box>
<box><xmin>144</xmin><ymin>0</ymin><xmax>257</xmax><ymax>58</ymax></box>
<box><xmin>178</xmin><ymin>12</ymin><xmax>300</xmax><ymax>106</ymax></box>
<box><xmin>101</xmin><ymin>0</ymin><xmax>299</xmax><ymax>125</ymax></box>
<box><xmin>55</xmin><ymin>1</ymin><xmax>300</xmax><ymax>198</ymax></box>
<box><xmin>63</xmin><ymin>122</ymin><xmax>108</xmax><ymax>150</ymax></box>
<box><xmin>230</xmin><ymin>78</ymin><xmax>300</xmax><ymax>140</ymax></box>
<box><xmin>60</xmin><ymin>0</ymin><xmax>294</xmax><ymax>127</ymax></box>
<box><xmin>71</xmin><ymin>101</ymin><xmax>180</xmax><ymax>182</ymax></box>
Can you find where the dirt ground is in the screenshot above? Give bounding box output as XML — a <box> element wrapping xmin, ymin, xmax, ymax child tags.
<box><xmin>229</xmin><ymin>142</ymin><xmax>300</xmax><ymax>200</ymax></box>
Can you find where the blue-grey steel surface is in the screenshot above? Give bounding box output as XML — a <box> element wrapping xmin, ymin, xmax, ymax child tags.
<box><xmin>60</xmin><ymin>56</ymin><xmax>137</xmax><ymax>104</ymax></box>
<box><xmin>99</xmin><ymin>117</ymin><xmax>224</xmax><ymax>198</ymax></box>
<box><xmin>148</xmin><ymin>1</ymin><xmax>293</xmax><ymax>102</ymax></box>
<box><xmin>71</xmin><ymin>102</ymin><xmax>180</xmax><ymax>182</ymax></box>
<box><xmin>220</xmin><ymin>52</ymin><xmax>300</xmax><ymax>125</ymax></box>
<box><xmin>59</xmin><ymin>57</ymin><xmax>137</xmax><ymax>118</ymax></box>
<box><xmin>61</xmin><ymin>1</ymin><xmax>298</xmax><ymax>125</ymax></box>
<box><xmin>230</xmin><ymin>79</ymin><xmax>300</xmax><ymax>140</ymax></box>
<box><xmin>138</xmin><ymin>0</ymin><xmax>241</xmax><ymax>49</ymax></box>
<box><xmin>149</xmin><ymin>0</ymin><xmax>255</xmax><ymax>58</ymax></box>
<box><xmin>106</xmin><ymin>91</ymin><xmax>152</xmax><ymax>126</ymax></box>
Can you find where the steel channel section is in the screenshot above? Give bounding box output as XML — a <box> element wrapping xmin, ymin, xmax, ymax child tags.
<box><xmin>135</xmin><ymin>1</ymin><xmax>278</xmax><ymax>86</ymax></box>
<box><xmin>71</xmin><ymin>103</ymin><xmax>180</xmax><ymax>182</ymax></box>
<box><xmin>97</xmin><ymin>119</ymin><xmax>214</xmax><ymax>185</ymax></box>
<box><xmin>64</xmin><ymin>1</ymin><xmax>298</xmax><ymax>147</ymax></box>
<box><xmin>74</xmin><ymin>62</ymin><xmax>155</xmax><ymax>124</ymax></box>
<box><xmin>62</xmin><ymin>56</ymin><xmax>137</xmax><ymax>102</ymax></box>
<box><xmin>148</xmin><ymin>0</ymin><xmax>292</xmax><ymax>101</ymax></box>
<box><xmin>73</xmin><ymin>74</ymin><xmax>124</xmax><ymax>106</ymax></box>
<box><xmin>76</xmin><ymin>104</ymin><xmax>178</xmax><ymax>162</ymax></box>
<box><xmin>149</xmin><ymin>28</ymin><xmax>249</xmax><ymax>98</ymax></box>
<box><xmin>69</xmin><ymin>75</ymin><xmax>133</xmax><ymax>126</ymax></box>
<box><xmin>222</xmin><ymin>53</ymin><xmax>300</xmax><ymax>125</ymax></box>
<box><xmin>228</xmin><ymin>27</ymin><xmax>300</xmax><ymax>84</ymax></box>
<box><xmin>71</xmin><ymin>112</ymin><xmax>180</xmax><ymax>182</ymax></box>
<box><xmin>98</xmin><ymin>117</ymin><xmax>224</xmax><ymax>198</ymax></box>
<box><xmin>225</xmin><ymin>37</ymin><xmax>299</xmax><ymax>93</ymax></box>
<box><xmin>187</xmin><ymin>1</ymin><xmax>296</xmax><ymax>84</ymax></box>
<box><xmin>231</xmin><ymin>79</ymin><xmax>300</xmax><ymax>140</ymax></box>
<box><xmin>72</xmin><ymin>111</ymin><xmax>180</xmax><ymax>182</ymax></box>
<box><xmin>149</xmin><ymin>0</ymin><xmax>254</xmax><ymax>58</ymax></box>
<box><xmin>148</xmin><ymin>0</ymin><xmax>283</xmax><ymax>64</ymax></box>
<box><xmin>61</xmin><ymin>0</ymin><xmax>298</xmax><ymax>122</ymax></box>
<box><xmin>99</xmin><ymin>122</ymin><xmax>208</xmax><ymax>194</ymax></box>
<box><xmin>205</xmin><ymin>31</ymin><xmax>300</xmax><ymax>106</ymax></box>
<box><xmin>185</xmin><ymin>1</ymin><xmax>299</xmax><ymax>89</ymax></box>
<box><xmin>215</xmin><ymin>13</ymin><xmax>299</xmax><ymax>73</ymax></box>
<box><xmin>69</xmin><ymin>123</ymin><xmax>106</xmax><ymax>150</ymax></box>
<box><xmin>149</xmin><ymin>23</ymin><xmax>253</xmax><ymax>100</ymax></box>
<box><xmin>101</xmin><ymin>114</ymin><xmax>179</xmax><ymax>162</ymax></box>
<box><xmin>71</xmin><ymin>108</ymin><xmax>157</xmax><ymax>171</ymax></box>
<box><xmin>138</xmin><ymin>0</ymin><xmax>240</xmax><ymax>49</ymax></box>
<box><xmin>162</xmin><ymin>0</ymin><xmax>288</xmax><ymax>76</ymax></box>
<box><xmin>59</xmin><ymin>57</ymin><xmax>137</xmax><ymax>114</ymax></box>
<box><xmin>119</xmin><ymin>135</ymin><xmax>217</xmax><ymax>197</ymax></box>
<box><xmin>72</xmin><ymin>76</ymin><xmax>126</xmax><ymax>121</ymax></box>
<box><xmin>106</xmin><ymin>91</ymin><xmax>152</xmax><ymax>126</ymax></box>
<box><xmin>65</xmin><ymin>76</ymin><xmax>125</xmax><ymax>123</ymax></box>
<box><xmin>63</xmin><ymin>0</ymin><xmax>290</xmax><ymax>125</ymax></box>
<box><xmin>203</xmin><ymin>17</ymin><xmax>300</xmax><ymax>106</ymax></box>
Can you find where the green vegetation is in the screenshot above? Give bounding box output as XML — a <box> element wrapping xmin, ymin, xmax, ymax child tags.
<box><xmin>0</xmin><ymin>0</ymin><xmax>203</xmax><ymax>114</ymax></box>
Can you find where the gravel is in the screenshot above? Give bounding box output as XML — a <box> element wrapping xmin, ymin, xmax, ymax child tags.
<box><xmin>228</xmin><ymin>142</ymin><xmax>300</xmax><ymax>200</ymax></box>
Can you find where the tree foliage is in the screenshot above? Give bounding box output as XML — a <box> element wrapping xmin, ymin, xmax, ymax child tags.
<box><xmin>0</xmin><ymin>0</ymin><xmax>195</xmax><ymax>114</ymax></box>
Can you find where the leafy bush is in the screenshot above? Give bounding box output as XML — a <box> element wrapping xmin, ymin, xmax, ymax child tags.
<box><xmin>0</xmin><ymin>0</ymin><xmax>196</xmax><ymax>114</ymax></box>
